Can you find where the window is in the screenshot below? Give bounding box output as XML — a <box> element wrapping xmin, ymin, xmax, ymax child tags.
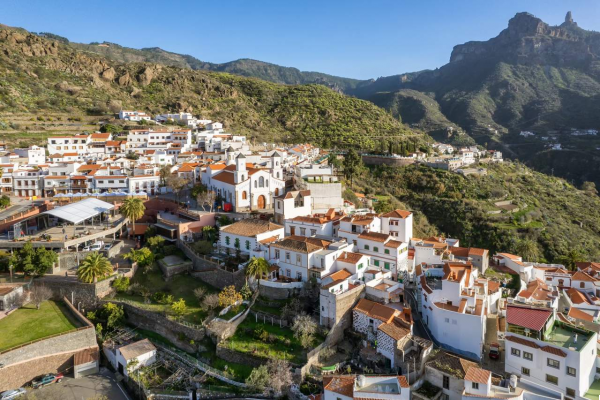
<box><xmin>358</xmin><ymin>263</ymin><xmax>363</xmax><ymax>269</ymax></box>
<box><xmin>511</xmin><ymin>348</ymin><xmax>520</xmax><ymax>357</ymax></box>
<box><xmin>242</xmin><ymin>191</ymin><xmax>247</xmax><ymax>200</ymax></box>
<box><xmin>566</xmin><ymin>388</ymin><xmax>576</xmax><ymax>398</ymax></box>
<box><xmin>296</xmin><ymin>254</ymin><xmax>301</xmax><ymax>264</ymax></box>
<box><xmin>547</xmin><ymin>358</ymin><xmax>560</xmax><ymax>369</ymax></box>
<box><xmin>259</xmin><ymin>176</ymin><xmax>265</xmax><ymax>187</ymax></box>
<box><xmin>472</xmin><ymin>383</ymin><xmax>479</xmax><ymax>390</ymax></box>
<box><xmin>521</xmin><ymin>367</ymin><xmax>530</xmax><ymax>376</ymax></box>
<box><xmin>225</xmin><ymin>236</ymin><xmax>230</xmax><ymax>245</ymax></box>
<box><xmin>384</xmin><ymin>262</ymin><xmax>390</xmax><ymax>270</ymax></box>
<box><xmin>364</xmin><ymin>245</ymin><xmax>370</xmax><ymax>250</ymax></box>
<box><xmin>300</xmin><ymin>228</ymin><xmax>306</xmax><ymax>236</ymax></box>
<box><xmin>546</xmin><ymin>375</ymin><xmax>558</xmax><ymax>385</ymax></box>
<box><xmin>245</xmin><ymin>240</ymin><xmax>250</xmax><ymax>250</ymax></box>
<box><xmin>581</xmin><ymin>282</ymin><xmax>585</xmax><ymax>288</ymax></box>
<box><xmin>523</xmin><ymin>352</ymin><xmax>533</xmax><ymax>361</ymax></box>
<box><xmin>444</xmin><ymin>318</ymin><xmax>450</xmax><ymax>323</ymax></box>
<box><xmin>286</xmin><ymin>252</ymin><xmax>290</xmax><ymax>261</ymax></box>
<box><xmin>443</xmin><ymin>375</ymin><xmax>449</xmax><ymax>389</ymax></box>
<box><xmin>567</xmin><ymin>367</ymin><xmax>576</xmax><ymax>377</ymax></box>
<box><xmin>374</xmin><ymin>260</ymin><xmax>380</xmax><ymax>267</ymax></box>
<box><xmin>385</xmin><ymin>249</ymin><xmax>390</xmax><ymax>254</ymax></box>
<box><xmin>373</xmin><ymin>246</ymin><xmax>379</xmax><ymax>252</ymax></box>
<box><xmin>311</xmin><ymin>229</ymin><xmax>316</xmax><ymax>236</ymax></box>
<box><xmin>275</xmin><ymin>250</ymin><xmax>280</xmax><ymax>259</ymax></box>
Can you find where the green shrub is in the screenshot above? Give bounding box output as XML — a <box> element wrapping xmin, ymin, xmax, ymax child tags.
<box><xmin>112</xmin><ymin>276</ymin><xmax>130</xmax><ymax>293</ymax></box>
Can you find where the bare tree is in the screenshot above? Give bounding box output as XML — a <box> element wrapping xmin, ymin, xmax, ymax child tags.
<box><xmin>30</xmin><ymin>285</ymin><xmax>53</xmax><ymax>310</ymax></box>
<box><xmin>267</xmin><ymin>358</ymin><xmax>293</xmax><ymax>395</ymax></box>
<box><xmin>197</xmin><ymin>190</ymin><xmax>216</xmax><ymax>212</ymax></box>
<box><xmin>193</xmin><ymin>287</ymin><xmax>207</xmax><ymax>301</ymax></box>
<box><xmin>291</xmin><ymin>314</ymin><xmax>318</xmax><ymax>349</ymax></box>
<box><xmin>202</xmin><ymin>293</ymin><xmax>220</xmax><ymax>311</ymax></box>
<box><xmin>166</xmin><ymin>175</ymin><xmax>190</xmax><ymax>204</ymax></box>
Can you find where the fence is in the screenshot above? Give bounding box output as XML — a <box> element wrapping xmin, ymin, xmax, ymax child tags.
<box><xmin>153</xmin><ymin>342</ymin><xmax>247</xmax><ymax>388</ymax></box>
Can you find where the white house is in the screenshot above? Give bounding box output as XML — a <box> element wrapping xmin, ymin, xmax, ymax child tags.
<box><xmin>284</xmin><ymin>209</ymin><xmax>345</xmax><ymax>239</ymax></box>
<box><xmin>462</xmin><ymin>366</ymin><xmax>523</xmax><ymax>400</ymax></box>
<box><xmin>418</xmin><ymin>262</ymin><xmax>491</xmax><ymax>360</ymax></box>
<box><xmin>47</xmin><ymin>135</ymin><xmax>90</xmax><ymax>155</ymax></box>
<box><xmin>268</xmin><ymin>236</ymin><xmax>338</xmax><ymax>282</ymax></box>
<box><xmin>219</xmin><ymin>219</ymin><xmax>284</xmax><ymax>256</ymax></box>
<box><xmin>504</xmin><ymin>305</ymin><xmax>597</xmax><ymax>399</ymax></box>
<box><xmin>119</xmin><ymin>110</ymin><xmax>151</xmax><ymax>121</ymax></box>
<box><xmin>274</xmin><ymin>190</ymin><xmax>312</xmax><ymax>224</ymax></box>
<box><xmin>115</xmin><ymin>339</ymin><xmax>157</xmax><ymax>377</ymax></box>
<box><xmin>381</xmin><ymin>209</ymin><xmax>413</xmax><ymax>243</ymax></box>
<box><xmin>0</xmin><ymin>285</ymin><xmax>24</xmax><ymax>311</ymax></box>
<box><xmin>13</xmin><ymin>145</ymin><xmax>45</xmax><ymax>165</ymax></box>
<box><xmin>323</xmin><ymin>374</ymin><xmax>410</xmax><ymax>400</ymax></box>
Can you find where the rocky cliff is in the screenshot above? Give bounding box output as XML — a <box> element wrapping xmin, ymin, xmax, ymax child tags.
<box><xmin>450</xmin><ymin>12</ymin><xmax>600</xmax><ymax>68</ymax></box>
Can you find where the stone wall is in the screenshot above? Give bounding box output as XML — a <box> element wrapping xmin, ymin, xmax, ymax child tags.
<box><xmin>258</xmin><ymin>281</ymin><xmax>302</xmax><ymax>300</ymax></box>
<box><xmin>0</xmin><ymin>351</ymin><xmax>74</xmax><ymax>391</ymax></box>
<box><xmin>216</xmin><ymin>345</ymin><xmax>268</xmax><ymax>368</ymax></box>
<box><xmin>191</xmin><ymin>268</ymin><xmax>245</xmax><ymax>290</ymax></box>
<box><xmin>361</xmin><ymin>155</ymin><xmax>416</xmax><ymax>167</ymax></box>
<box><xmin>38</xmin><ymin>275</ymin><xmax>117</xmax><ymax>305</ymax></box>
<box><xmin>117</xmin><ymin>302</ymin><xmax>204</xmax><ymax>352</ymax></box>
<box><xmin>177</xmin><ymin>240</ymin><xmax>220</xmax><ymax>272</ymax></box>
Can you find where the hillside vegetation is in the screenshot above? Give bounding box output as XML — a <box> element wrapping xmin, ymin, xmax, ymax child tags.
<box><xmin>356</xmin><ymin>163</ymin><xmax>600</xmax><ymax>263</ymax></box>
<box><xmin>0</xmin><ymin>27</ymin><xmax>423</xmax><ymax>149</ymax></box>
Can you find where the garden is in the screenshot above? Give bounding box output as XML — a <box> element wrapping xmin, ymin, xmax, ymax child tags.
<box><xmin>112</xmin><ymin>263</ymin><xmax>218</xmax><ymax>324</ymax></box>
<box><xmin>222</xmin><ymin>316</ymin><xmax>325</xmax><ymax>365</ymax></box>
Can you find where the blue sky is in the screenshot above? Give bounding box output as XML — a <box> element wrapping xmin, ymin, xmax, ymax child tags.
<box><xmin>3</xmin><ymin>0</ymin><xmax>599</xmax><ymax>79</ymax></box>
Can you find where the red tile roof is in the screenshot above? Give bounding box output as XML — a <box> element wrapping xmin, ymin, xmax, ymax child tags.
<box><xmin>354</xmin><ymin>298</ymin><xmax>398</xmax><ymax>322</ymax></box>
<box><xmin>572</xmin><ymin>271</ymin><xmax>598</xmax><ymax>282</ymax></box>
<box><xmin>381</xmin><ymin>209</ymin><xmax>412</xmax><ymax>219</ymax></box>
<box><xmin>465</xmin><ymin>367</ymin><xmax>491</xmax><ymax>384</ymax></box>
<box><xmin>568</xmin><ymin>307</ymin><xmax>594</xmax><ymax>322</ymax></box>
<box><xmin>506</xmin><ymin>305</ymin><xmax>552</xmax><ymax>331</ymax></box>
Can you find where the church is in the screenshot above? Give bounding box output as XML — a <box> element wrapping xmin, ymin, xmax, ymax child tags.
<box><xmin>202</xmin><ymin>150</ymin><xmax>286</xmax><ymax>212</ymax></box>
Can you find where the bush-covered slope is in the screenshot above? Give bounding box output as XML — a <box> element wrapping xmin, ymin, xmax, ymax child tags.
<box><xmin>0</xmin><ymin>27</ymin><xmax>423</xmax><ymax>149</ymax></box>
<box><xmin>356</xmin><ymin>163</ymin><xmax>600</xmax><ymax>263</ymax></box>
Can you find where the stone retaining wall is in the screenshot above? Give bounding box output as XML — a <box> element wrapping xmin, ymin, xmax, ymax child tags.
<box><xmin>177</xmin><ymin>240</ymin><xmax>220</xmax><ymax>272</ymax></box>
<box><xmin>117</xmin><ymin>302</ymin><xmax>204</xmax><ymax>352</ymax></box>
<box><xmin>215</xmin><ymin>345</ymin><xmax>272</xmax><ymax>368</ymax></box>
<box><xmin>191</xmin><ymin>268</ymin><xmax>245</xmax><ymax>290</ymax></box>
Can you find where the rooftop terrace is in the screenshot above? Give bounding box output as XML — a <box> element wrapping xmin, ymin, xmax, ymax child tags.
<box><xmin>544</xmin><ymin>323</ymin><xmax>593</xmax><ymax>351</ymax></box>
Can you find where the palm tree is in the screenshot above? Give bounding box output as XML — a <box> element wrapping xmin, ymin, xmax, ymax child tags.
<box><xmin>120</xmin><ymin>198</ymin><xmax>146</xmax><ymax>238</ymax></box>
<box><xmin>516</xmin><ymin>239</ymin><xmax>540</xmax><ymax>262</ymax></box>
<box><xmin>245</xmin><ymin>257</ymin><xmax>270</xmax><ymax>286</ymax></box>
<box><xmin>77</xmin><ymin>252</ymin><xmax>113</xmax><ymax>283</ymax></box>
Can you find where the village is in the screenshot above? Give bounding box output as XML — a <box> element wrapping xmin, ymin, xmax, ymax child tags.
<box><xmin>0</xmin><ymin>110</ymin><xmax>598</xmax><ymax>400</ymax></box>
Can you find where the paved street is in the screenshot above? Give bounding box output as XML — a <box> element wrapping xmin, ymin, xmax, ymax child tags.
<box><xmin>28</xmin><ymin>369</ymin><xmax>130</xmax><ymax>400</ymax></box>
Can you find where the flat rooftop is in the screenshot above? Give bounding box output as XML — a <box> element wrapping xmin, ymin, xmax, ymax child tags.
<box><xmin>545</xmin><ymin>324</ymin><xmax>592</xmax><ymax>351</ymax></box>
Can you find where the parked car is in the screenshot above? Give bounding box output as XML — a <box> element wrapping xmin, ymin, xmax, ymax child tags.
<box><xmin>0</xmin><ymin>388</ymin><xmax>27</xmax><ymax>399</ymax></box>
<box><xmin>83</xmin><ymin>241</ymin><xmax>104</xmax><ymax>252</ymax></box>
<box><xmin>103</xmin><ymin>243</ymin><xmax>113</xmax><ymax>251</ymax></box>
<box><xmin>31</xmin><ymin>373</ymin><xmax>63</xmax><ymax>389</ymax></box>
<box><xmin>489</xmin><ymin>342</ymin><xmax>501</xmax><ymax>360</ymax></box>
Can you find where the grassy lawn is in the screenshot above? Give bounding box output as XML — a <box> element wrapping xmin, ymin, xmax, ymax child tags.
<box><xmin>114</xmin><ymin>265</ymin><xmax>218</xmax><ymax>324</ymax></box>
<box><xmin>585</xmin><ymin>379</ymin><xmax>600</xmax><ymax>400</ymax></box>
<box><xmin>224</xmin><ymin>318</ymin><xmax>323</xmax><ymax>365</ymax></box>
<box><xmin>0</xmin><ymin>301</ymin><xmax>81</xmax><ymax>352</ymax></box>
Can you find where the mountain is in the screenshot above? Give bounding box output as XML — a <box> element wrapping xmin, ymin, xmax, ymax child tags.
<box><xmin>354</xmin><ymin>12</ymin><xmax>600</xmax><ymax>187</ymax></box>
<box><xmin>68</xmin><ymin>41</ymin><xmax>363</xmax><ymax>92</ymax></box>
<box><xmin>0</xmin><ymin>26</ymin><xmax>423</xmax><ymax>150</ymax></box>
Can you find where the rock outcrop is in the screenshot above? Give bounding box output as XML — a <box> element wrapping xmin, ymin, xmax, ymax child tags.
<box><xmin>450</xmin><ymin>12</ymin><xmax>599</xmax><ymax>67</ymax></box>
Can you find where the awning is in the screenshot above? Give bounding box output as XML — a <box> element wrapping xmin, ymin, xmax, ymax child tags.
<box><xmin>43</xmin><ymin>198</ymin><xmax>115</xmax><ymax>224</ymax></box>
